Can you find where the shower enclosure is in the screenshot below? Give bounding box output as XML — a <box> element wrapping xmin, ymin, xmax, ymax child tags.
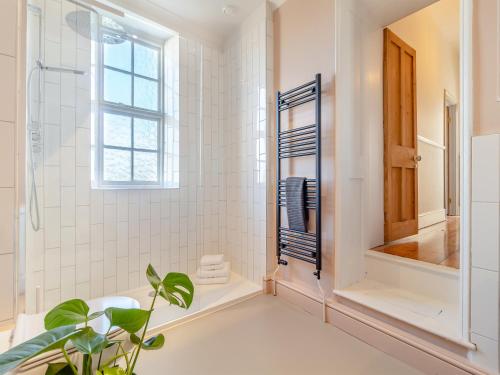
<box><xmin>25</xmin><ymin>0</ymin><xmax>100</xmax><ymax>313</ymax></box>
<box><xmin>22</xmin><ymin>0</ymin><xmax>271</xmax><ymax>321</ymax></box>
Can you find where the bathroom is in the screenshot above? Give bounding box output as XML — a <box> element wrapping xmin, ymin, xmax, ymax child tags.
<box><xmin>0</xmin><ymin>0</ymin><xmax>499</xmax><ymax>374</ymax></box>
<box><xmin>2</xmin><ymin>0</ymin><xmax>271</xmax><ymax>358</ymax></box>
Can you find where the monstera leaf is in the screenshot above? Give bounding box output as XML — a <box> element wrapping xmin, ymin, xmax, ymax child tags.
<box><xmin>159</xmin><ymin>272</ymin><xmax>194</xmax><ymax>309</ymax></box>
<box><xmin>44</xmin><ymin>299</ymin><xmax>90</xmax><ymax>330</ymax></box>
<box><xmin>130</xmin><ymin>333</ymin><xmax>165</xmax><ymax>350</ymax></box>
<box><xmin>70</xmin><ymin>327</ymin><xmax>109</xmax><ymax>354</ymax></box>
<box><xmin>146</xmin><ymin>264</ymin><xmax>162</xmax><ymax>291</ymax></box>
<box><xmin>104</xmin><ymin>307</ymin><xmax>149</xmax><ymax>334</ymax></box>
<box><xmin>0</xmin><ymin>325</ymin><xmax>78</xmax><ymax>374</ymax></box>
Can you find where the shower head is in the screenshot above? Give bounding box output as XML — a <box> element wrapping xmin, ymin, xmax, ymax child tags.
<box><xmin>65</xmin><ymin>10</ymin><xmax>125</xmax><ymax>45</ymax></box>
<box><xmin>36</xmin><ymin>60</ymin><xmax>86</xmax><ymax>75</ymax></box>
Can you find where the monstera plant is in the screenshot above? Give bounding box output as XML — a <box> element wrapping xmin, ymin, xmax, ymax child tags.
<box><xmin>0</xmin><ymin>264</ymin><xmax>194</xmax><ymax>375</ymax></box>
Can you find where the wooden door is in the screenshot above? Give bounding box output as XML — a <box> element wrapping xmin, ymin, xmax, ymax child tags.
<box><xmin>383</xmin><ymin>28</ymin><xmax>418</xmax><ymax>242</ymax></box>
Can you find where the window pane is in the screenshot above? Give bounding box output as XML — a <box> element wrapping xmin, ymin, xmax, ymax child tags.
<box><xmin>103</xmin><ymin>39</ymin><xmax>131</xmax><ymax>72</ymax></box>
<box><xmin>134</xmin><ymin>118</ymin><xmax>158</xmax><ymax>150</ymax></box>
<box><xmin>134</xmin><ymin>77</ymin><xmax>158</xmax><ymax>111</ymax></box>
<box><xmin>103</xmin><ymin>113</ymin><xmax>131</xmax><ymax>147</ymax></box>
<box><xmin>134</xmin><ymin>44</ymin><xmax>159</xmax><ymax>79</ymax></box>
<box><xmin>104</xmin><ymin>68</ymin><xmax>131</xmax><ymax>105</ymax></box>
<box><xmin>103</xmin><ymin>148</ymin><xmax>131</xmax><ymax>181</ymax></box>
<box><xmin>134</xmin><ymin>151</ymin><xmax>157</xmax><ymax>182</ymax></box>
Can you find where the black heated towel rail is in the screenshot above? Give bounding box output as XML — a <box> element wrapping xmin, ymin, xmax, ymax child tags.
<box><xmin>276</xmin><ymin>74</ymin><xmax>321</xmax><ymax>279</ymax></box>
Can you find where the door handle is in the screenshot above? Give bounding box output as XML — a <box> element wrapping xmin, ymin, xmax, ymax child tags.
<box><xmin>414</xmin><ymin>155</ymin><xmax>421</xmax><ymax>168</ymax></box>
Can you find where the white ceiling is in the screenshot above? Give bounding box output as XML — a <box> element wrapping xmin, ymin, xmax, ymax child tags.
<box><xmin>108</xmin><ymin>0</ymin><xmax>457</xmax><ymax>49</ymax></box>
<box><xmin>142</xmin><ymin>0</ymin><xmax>273</xmax><ymax>41</ymax></box>
<box><xmin>358</xmin><ymin>0</ymin><xmax>438</xmax><ymax>27</ymax></box>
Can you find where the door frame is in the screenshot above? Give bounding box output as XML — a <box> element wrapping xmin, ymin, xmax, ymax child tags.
<box><xmin>333</xmin><ymin>0</ymin><xmax>474</xmax><ymax>342</ymax></box>
<box><xmin>444</xmin><ymin>89</ymin><xmax>459</xmax><ymax>216</ymax></box>
<box><xmin>458</xmin><ymin>0</ymin><xmax>473</xmax><ymax>342</ymax></box>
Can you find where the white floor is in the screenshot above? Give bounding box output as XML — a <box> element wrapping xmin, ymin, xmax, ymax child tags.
<box><xmin>136</xmin><ymin>294</ymin><xmax>425</xmax><ymax>375</ymax></box>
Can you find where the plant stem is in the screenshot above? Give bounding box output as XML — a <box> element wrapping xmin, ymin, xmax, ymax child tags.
<box><xmin>99</xmin><ymin>352</ymin><xmax>128</xmax><ymax>369</ymax></box>
<box><xmin>112</xmin><ymin>341</ymin><xmax>120</xmax><ymax>367</ymax></box>
<box><xmin>61</xmin><ymin>347</ymin><xmax>78</xmax><ymax>375</ymax></box>
<box><xmin>97</xmin><ymin>326</ymin><xmax>113</xmax><ymax>369</ymax></box>
<box><xmin>82</xmin><ymin>354</ymin><xmax>90</xmax><ymax>375</ymax></box>
<box><xmin>87</xmin><ymin>354</ymin><xmax>92</xmax><ymax>375</ymax></box>
<box><xmin>128</xmin><ymin>289</ymin><xmax>158</xmax><ymax>375</ymax></box>
<box><xmin>122</xmin><ymin>343</ymin><xmax>130</xmax><ymax>369</ymax></box>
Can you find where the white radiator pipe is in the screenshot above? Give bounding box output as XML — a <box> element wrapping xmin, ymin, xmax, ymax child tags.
<box><xmin>316</xmin><ymin>278</ymin><xmax>326</xmax><ymax>323</ymax></box>
<box><xmin>272</xmin><ymin>265</ymin><xmax>280</xmax><ymax>296</ymax></box>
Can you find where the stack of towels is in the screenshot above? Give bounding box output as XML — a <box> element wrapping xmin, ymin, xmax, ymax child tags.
<box><xmin>196</xmin><ymin>254</ymin><xmax>230</xmax><ymax>285</ymax></box>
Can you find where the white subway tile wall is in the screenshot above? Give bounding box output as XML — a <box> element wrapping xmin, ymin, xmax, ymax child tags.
<box><xmin>0</xmin><ymin>0</ymin><xmax>17</xmax><ymax>324</ymax></box>
<box><xmin>222</xmin><ymin>3</ymin><xmax>269</xmax><ymax>284</ymax></box>
<box><xmin>24</xmin><ymin>0</ymin><xmax>269</xmax><ymax>312</ymax></box>
<box><xmin>468</xmin><ymin>134</ymin><xmax>500</xmax><ymax>373</ymax></box>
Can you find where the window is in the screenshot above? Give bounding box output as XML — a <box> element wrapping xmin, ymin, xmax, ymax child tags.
<box><xmin>96</xmin><ymin>27</ymin><xmax>163</xmax><ymax>187</ymax></box>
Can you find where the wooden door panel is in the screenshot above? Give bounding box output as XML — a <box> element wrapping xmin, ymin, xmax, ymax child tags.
<box><xmin>392</xmin><ymin>145</ymin><xmax>416</xmax><ymax>168</ymax></box>
<box><xmin>402</xmin><ymin>50</ymin><xmax>415</xmax><ymax>148</ymax></box>
<box><xmin>384</xmin><ymin>28</ymin><xmax>418</xmax><ymax>242</ymax></box>
<box><xmin>387</xmin><ymin>40</ymin><xmax>401</xmax><ymax>144</ymax></box>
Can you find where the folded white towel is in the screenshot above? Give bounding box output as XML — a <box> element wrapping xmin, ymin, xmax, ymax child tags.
<box><xmin>200</xmin><ymin>262</ymin><xmax>225</xmax><ymax>271</ymax></box>
<box><xmin>197</xmin><ymin>262</ymin><xmax>230</xmax><ymax>279</ymax></box>
<box><xmin>200</xmin><ymin>254</ymin><xmax>224</xmax><ymax>266</ymax></box>
<box><xmin>196</xmin><ymin>275</ymin><xmax>229</xmax><ymax>285</ymax></box>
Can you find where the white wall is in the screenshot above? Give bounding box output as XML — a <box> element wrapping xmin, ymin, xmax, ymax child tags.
<box><xmin>335</xmin><ymin>0</ymin><xmax>381</xmax><ymax>287</ymax></box>
<box><xmin>0</xmin><ymin>0</ymin><xmax>18</xmax><ymax>324</ymax></box>
<box><xmin>222</xmin><ymin>3</ymin><xmax>269</xmax><ymax>284</ymax></box>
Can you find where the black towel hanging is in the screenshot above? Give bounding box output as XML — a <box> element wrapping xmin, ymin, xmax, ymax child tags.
<box><xmin>285</xmin><ymin>177</ymin><xmax>308</xmax><ymax>232</ymax></box>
